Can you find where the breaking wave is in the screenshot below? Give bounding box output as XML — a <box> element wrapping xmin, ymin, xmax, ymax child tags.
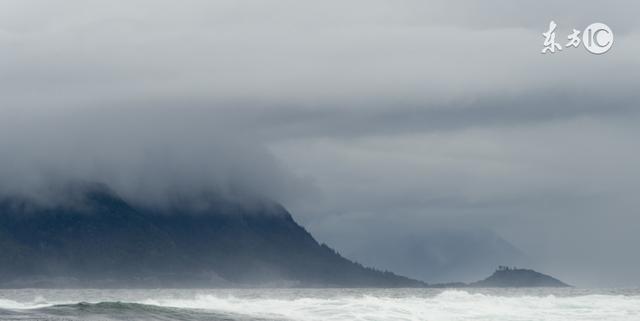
<box><xmin>1</xmin><ymin>289</ymin><xmax>639</xmax><ymax>321</ymax></box>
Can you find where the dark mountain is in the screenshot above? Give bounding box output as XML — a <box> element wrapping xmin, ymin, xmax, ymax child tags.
<box><xmin>470</xmin><ymin>266</ymin><xmax>569</xmax><ymax>287</ymax></box>
<box><xmin>0</xmin><ymin>183</ymin><xmax>423</xmax><ymax>288</ymax></box>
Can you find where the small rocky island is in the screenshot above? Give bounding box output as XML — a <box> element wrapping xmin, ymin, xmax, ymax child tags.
<box><xmin>470</xmin><ymin>266</ymin><xmax>569</xmax><ymax>288</ymax></box>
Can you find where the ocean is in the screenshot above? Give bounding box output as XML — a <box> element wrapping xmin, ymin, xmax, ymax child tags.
<box><xmin>0</xmin><ymin>288</ymin><xmax>638</xmax><ymax>321</ymax></box>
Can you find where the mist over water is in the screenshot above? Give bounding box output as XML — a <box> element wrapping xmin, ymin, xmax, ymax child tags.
<box><xmin>1</xmin><ymin>288</ymin><xmax>639</xmax><ymax>321</ymax></box>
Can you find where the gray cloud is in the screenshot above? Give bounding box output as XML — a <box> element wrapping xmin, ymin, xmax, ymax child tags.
<box><xmin>0</xmin><ymin>108</ymin><xmax>314</xmax><ymax>209</ymax></box>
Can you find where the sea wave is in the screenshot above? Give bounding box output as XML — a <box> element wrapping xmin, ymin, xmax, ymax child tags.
<box><xmin>0</xmin><ymin>296</ymin><xmax>58</xmax><ymax>310</ymax></box>
<box><xmin>1</xmin><ymin>289</ymin><xmax>640</xmax><ymax>321</ymax></box>
<box><xmin>140</xmin><ymin>290</ymin><xmax>640</xmax><ymax>321</ymax></box>
<box><xmin>1</xmin><ymin>301</ymin><xmax>262</xmax><ymax>321</ymax></box>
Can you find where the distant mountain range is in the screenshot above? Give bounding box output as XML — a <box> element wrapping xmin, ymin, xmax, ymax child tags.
<box><xmin>0</xmin><ymin>182</ymin><xmax>422</xmax><ymax>288</ymax></box>
<box><xmin>0</xmin><ymin>182</ymin><xmax>570</xmax><ymax>288</ymax></box>
<box><xmin>328</xmin><ymin>226</ymin><xmax>528</xmax><ymax>283</ymax></box>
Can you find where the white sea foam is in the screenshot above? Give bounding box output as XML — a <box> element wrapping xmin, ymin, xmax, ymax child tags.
<box><xmin>1</xmin><ymin>289</ymin><xmax>639</xmax><ymax>321</ymax></box>
<box><xmin>0</xmin><ymin>295</ymin><xmax>61</xmax><ymax>310</ymax></box>
<box><xmin>139</xmin><ymin>290</ymin><xmax>640</xmax><ymax>321</ymax></box>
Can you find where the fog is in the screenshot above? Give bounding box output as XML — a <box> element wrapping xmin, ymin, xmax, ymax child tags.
<box><xmin>0</xmin><ymin>108</ymin><xmax>313</xmax><ymax>209</ymax></box>
<box><xmin>1</xmin><ymin>0</ymin><xmax>639</xmax><ymax>286</ymax></box>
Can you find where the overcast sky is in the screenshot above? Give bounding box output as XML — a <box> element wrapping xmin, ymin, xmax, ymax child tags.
<box><xmin>1</xmin><ymin>0</ymin><xmax>639</xmax><ymax>286</ymax></box>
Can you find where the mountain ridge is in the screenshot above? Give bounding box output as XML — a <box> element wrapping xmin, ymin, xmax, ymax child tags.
<box><xmin>0</xmin><ymin>183</ymin><xmax>423</xmax><ymax>288</ymax></box>
<box><xmin>0</xmin><ymin>183</ymin><xmax>571</xmax><ymax>288</ymax></box>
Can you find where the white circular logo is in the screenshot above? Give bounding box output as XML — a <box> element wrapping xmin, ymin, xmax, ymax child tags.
<box><xmin>582</xmin><ymin>23</ymin><xmax>613</xmax><ymax>54</ymax></box>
